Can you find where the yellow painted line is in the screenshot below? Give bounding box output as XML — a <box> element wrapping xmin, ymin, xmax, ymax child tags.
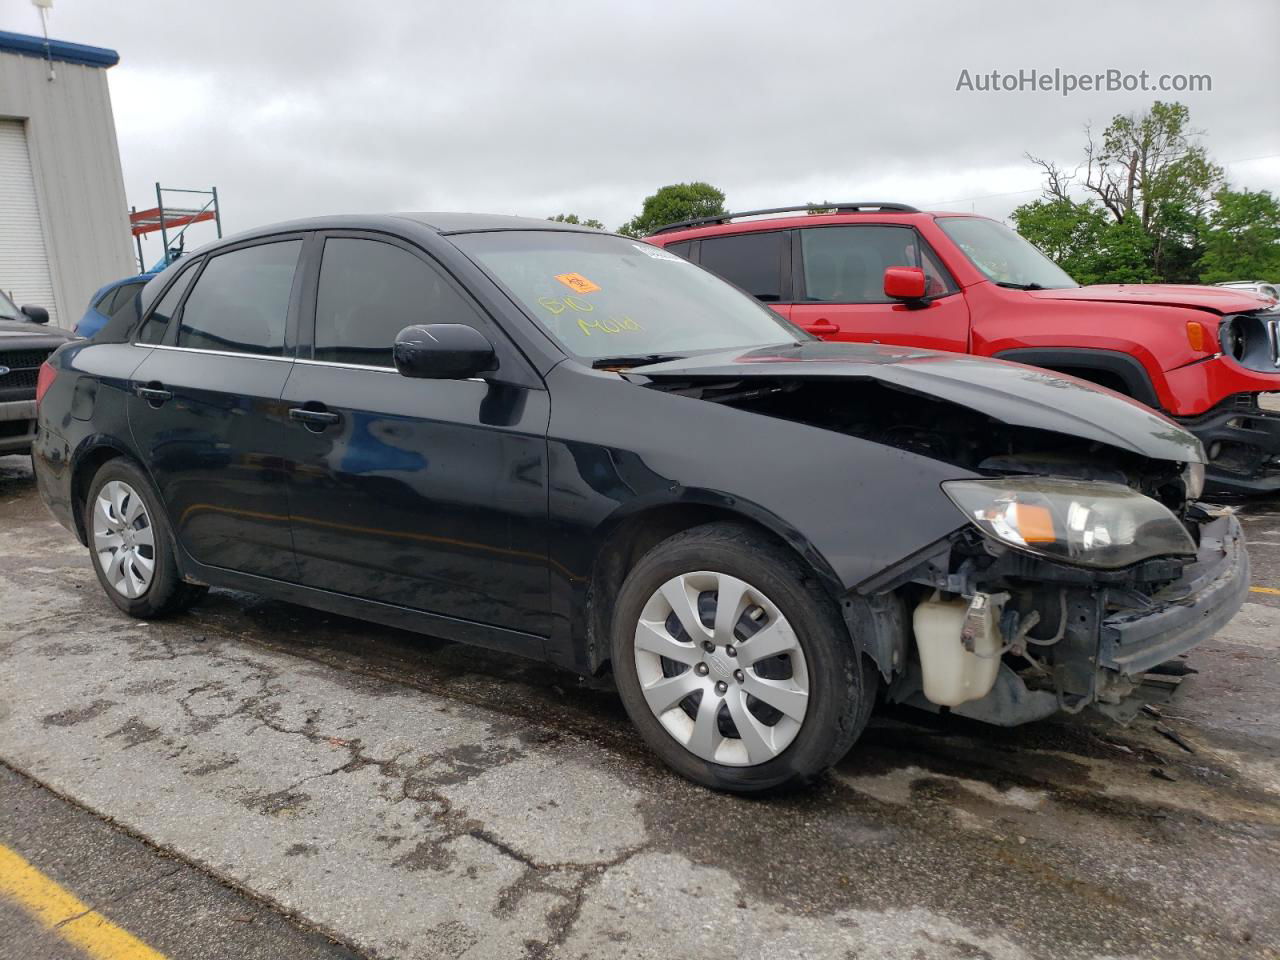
<box><xmin>1251</xmin><ymin>586</ymin><xmax>1280</xmax><ymax>596</ymax></box>
<box><xmin>0</xmin><ymin>842</ymin><xmax>166</xmax><ymax>960</ymax></box>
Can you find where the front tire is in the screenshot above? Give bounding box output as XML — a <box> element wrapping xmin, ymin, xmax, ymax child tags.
<box><xmin>611</xmin><ymin>523</ymin><xmax>872</xmax><ymax>792</ymax></box>
<box><xmin>84</xmin><ymin>458</ymin><xmax>206</xmax><ymax>618</ymax></box>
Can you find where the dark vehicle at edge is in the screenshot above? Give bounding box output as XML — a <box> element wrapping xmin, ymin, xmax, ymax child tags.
<box><xmin>31</xmin><ymin>214</ymin><xmax>1249</xmax><ymax>791</ymax></box>
<box><xmin>0</xmin><ymin>289</ymin><xmax>71</xmax><ymax>457</ymax></box>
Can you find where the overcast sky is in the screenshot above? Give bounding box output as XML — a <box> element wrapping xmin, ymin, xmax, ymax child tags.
<box><xmin>4</xmin><ymin>0</ymin><xmax>1278</xmax><ymax>262</ymax></box>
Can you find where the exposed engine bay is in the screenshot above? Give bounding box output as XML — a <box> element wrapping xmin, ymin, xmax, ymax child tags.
<box><xmin>658</xmin><ymin>376</ymin><xmax>1198</xmax><ymax>506</ymax></box>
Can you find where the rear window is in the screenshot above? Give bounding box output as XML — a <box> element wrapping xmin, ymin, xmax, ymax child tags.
<box><xmin>176</xmin><ymin>241</ymin><xmax>301</xmax><ymax>356</ymax></box>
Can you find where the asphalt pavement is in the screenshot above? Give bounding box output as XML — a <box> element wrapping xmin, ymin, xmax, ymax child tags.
<box><xmin>1</xmin><ymin>451</ymin><xmax>1278</xmax><ymax>960</ymax></box>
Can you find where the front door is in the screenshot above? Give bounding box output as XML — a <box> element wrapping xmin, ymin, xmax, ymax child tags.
<box><xmin>127</xmin><ymin>238</ymin><xmax>304</xmax><ymax>580</ymax></box>
<box><xmin>280</xmin><ymin>234</ymin><xmax>551</xmax><ymax>637</ymax></box>
<box><xmin>789</xmin><ymin>225</ymin><xmax>970</xmax><ymax>352</ymax></box>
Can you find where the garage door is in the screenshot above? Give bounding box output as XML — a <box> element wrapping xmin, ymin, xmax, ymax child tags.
<box><xmin>0</xmin><ymin>119</ymin><xmax>58</xmax><ymax>325</ymax></box>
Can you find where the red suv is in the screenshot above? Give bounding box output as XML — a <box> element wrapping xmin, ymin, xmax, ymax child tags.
<box><xmin>648</xmin><ymin>203</ymin><xmax>1280</xmax><ymax>494</ymax></box>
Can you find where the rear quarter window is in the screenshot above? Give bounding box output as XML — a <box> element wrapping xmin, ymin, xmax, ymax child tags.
<box><xmin>137</xmin><ymin>265</ymin><xmax>199</xmax><ymax>345</ymax></box>
<box><xmin>697</xmin><ymin>232</ymin><xmax>788</xmax><ymax>302</ymax></box>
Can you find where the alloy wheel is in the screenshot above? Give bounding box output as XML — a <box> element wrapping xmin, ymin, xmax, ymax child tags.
<box><xmin>632</xmin><ymin>571</ymin><xmax>810</xmax><ymax>766</ymax></box>
<box><xmin>92</xmin><ymin>480</ymin><xmax>156</xmax><ymax>599</ymax></box>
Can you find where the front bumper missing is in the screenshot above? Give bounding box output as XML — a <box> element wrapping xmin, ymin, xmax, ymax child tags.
<box><xmin>1099</xmin><ymin>513</ymin><xmax>1249</xmax><ymax>676</ymax></box>
<box><xmin>888</xmin><ymin>513</ymin><xmax>1250</xmax><ymax>725</ymax></box>
<box><xmin>1178</xmin><ymin>394</ymin><xmax>1280</xmax><ymax>495</ymax></box>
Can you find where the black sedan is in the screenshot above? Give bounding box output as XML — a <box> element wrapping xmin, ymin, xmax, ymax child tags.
<box><xmin>32</xmin><ymin>214</ymin><xmax>1249</xmax><ymax>791</ymax></box>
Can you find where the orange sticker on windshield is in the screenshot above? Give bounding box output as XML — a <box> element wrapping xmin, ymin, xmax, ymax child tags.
<box><xmin>555</xmin><ymin>273</ymin><xmax>601</xmax><ymax>294</ymax></box>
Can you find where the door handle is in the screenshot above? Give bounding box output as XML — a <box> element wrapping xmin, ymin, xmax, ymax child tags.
<box><xmin>800</xmin><ymin>320</ymin><xmax>839</xmax><ymax>335</ymax></box>
<box><xmin>289</xmin><ymin>406</ymin><xmax>342</xmax><ymax>428</ymax></box>
<box><xmin>135</xmin><ymin>384</ymin><xmax>172</xmax><ymax>405</ymax></box>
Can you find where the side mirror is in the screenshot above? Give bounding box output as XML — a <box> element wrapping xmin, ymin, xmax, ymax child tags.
<box><xmin>21</xmin><ymin>304</ymin><xmax>50</xmax><ymax>324</ymax></box>
<box><xmin>393</xmin><ymin>323</ymin><xmax>497</xmax><ymax>380</ymax></box>
<box><xmin>883</xmin><ymin>267</ymin><xmax>927</xmax><ymax>302</ymax></box>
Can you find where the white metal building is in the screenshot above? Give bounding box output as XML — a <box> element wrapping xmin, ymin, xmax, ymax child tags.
<box><xmin>0</xmin><ymin>30</ymin><xmax>135</xmax><ymax>328</ymax></box>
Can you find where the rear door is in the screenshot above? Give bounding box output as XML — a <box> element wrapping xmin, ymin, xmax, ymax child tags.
<box><xmin>279</xmin><ymin>232</ymin><xmax>551</xmax><ymax>641</ymax></box>
<box><xmin>789</xmin><ymin>225</ymin><xmax>969</xmax><ymax>350</ymax></box>
<box><xmin>127</xmin><ymin>236</ymin><xmax>305</xmax><ymax>580</ymax></box>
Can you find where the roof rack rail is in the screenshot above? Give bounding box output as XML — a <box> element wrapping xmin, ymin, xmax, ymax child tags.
<box><xmin>649</xmin><ymin>202</ymin><xmax>920</xmax><ymax>235</ymax></box>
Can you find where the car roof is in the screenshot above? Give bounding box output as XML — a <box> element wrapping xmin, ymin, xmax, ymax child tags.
<box><xmin>647</xmin><ymin>208</ymin><xmax>991</xmax><ymax>242</ymax></box>
<box><xmin>199</xmin><ymin>212</ymin><xmax>599</xmax><ymax>248</ymax></box>
<box><xmin>396</xmin><ymin>212</ymin><xmax>597</xmax><ymax>234</ymax></box>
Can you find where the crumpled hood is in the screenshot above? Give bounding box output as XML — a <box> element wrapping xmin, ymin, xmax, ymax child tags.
<box><xmin>1028</xmin><ymin>283</ymin><xmax>1274</xmax><ymax>314</ymax></box>
<box><xmin>633</xmin><ymin>341</ymin><xmax>1204</xmax><ymax>464</ymax></box>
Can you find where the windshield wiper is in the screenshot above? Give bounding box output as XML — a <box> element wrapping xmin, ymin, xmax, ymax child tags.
<box><xmin>995</xmin><ymin>281</ymin><xmax>1048</xmax><ymax>291</ymax></box>
<box><xmin>590</xmin><ymin>354</ymin><xmax>685</xmax><ymax>369</ymax></box>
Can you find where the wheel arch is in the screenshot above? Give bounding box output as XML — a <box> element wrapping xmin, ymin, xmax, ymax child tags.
<box><xmin>67</xmin><ymin>438</ymin><xmax>142</xmax><ymax>545</ymax></box>
<box><xmin>992</xmin><ymin>347</ymin><xmax>1163</xmax><ymax>410</ymax></box>
<box><xmin>581</xmin><ymin>494</ymin><xmax>848</xmax><ymax>676</ymax></box>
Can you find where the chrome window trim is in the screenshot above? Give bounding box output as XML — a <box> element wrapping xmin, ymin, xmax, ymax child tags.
<box><xmin>134</xmin><ymin>343</ymin><xmax>291</xmax><ymax>362</ymax></box>
<box><xmin>132</xmin><ymin>343</ymin><xmax>486</xmax><ymax>382</ymax></box>
<box><xmin>294</xmin><ymin>357</ymin><xmax>398</xmax><ymax>374</ymax></box>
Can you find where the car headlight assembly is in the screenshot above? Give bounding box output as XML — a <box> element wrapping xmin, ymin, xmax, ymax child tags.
<box><xmin>1184</xmin><ymin>461</ymin><xmax>1206</xmax><ymax>501</ymax></box>
<box><xmin>943</xmin><ymin>477</ymin><xmax>1196</xmax><ymax>569</ymax></box>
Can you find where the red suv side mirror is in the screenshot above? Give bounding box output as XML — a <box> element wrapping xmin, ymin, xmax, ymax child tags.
<box><xmin>883</xmin><ymin>267</ymin><xmax>927</xmax><ymax>301</ymax></box>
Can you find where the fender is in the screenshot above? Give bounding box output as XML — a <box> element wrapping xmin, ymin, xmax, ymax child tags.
<box><xmin>992</xmin><ymin>347</ymin><xmax>1164</xmax><ymax>411</ymax></box>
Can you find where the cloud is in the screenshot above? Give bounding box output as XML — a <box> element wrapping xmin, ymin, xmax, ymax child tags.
<box><xmin>4</xmin><ymin>0</ymin><xmax>1277</xmax><ymax>261</ymax></box>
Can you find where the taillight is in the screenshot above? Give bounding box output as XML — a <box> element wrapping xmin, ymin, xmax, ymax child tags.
<box><xmin>35</xmin><ymin>361</ymin><xmax>56</xmax><ymax>410</ymax></box>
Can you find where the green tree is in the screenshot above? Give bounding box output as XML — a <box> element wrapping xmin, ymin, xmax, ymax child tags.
<box><xmin>1021</xmin><ymin>101</ymin><xmax>1223</xmax><ymax>283</ymax></box>
<box><xmin>547</xmin><ymin>213</ymin><xmax>605</xmax><ymax>229</ymax></box>
<box><xmin>618</xmin><ymin>182</ymin><xmax>726</xmax><ymax>237</ymax></box>
<box><xmin>1011</xmin><ymin>197</ymin><xmax>1109</xmax><ymax>282</ymax></box>
<box><xmin>1012</xmin><ymin>198</ymin><xmax>1157</xmax><ymax>285</ymax></box>
<box><xmin>1196</xmin><ymin>188</ymin><xmax>1280</xmax><ymax>283</ymax></box>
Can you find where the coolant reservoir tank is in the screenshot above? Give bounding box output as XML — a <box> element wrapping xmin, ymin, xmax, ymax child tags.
<box><xmin>912</xmin><ymin>592</ymin><xmax>1002</xmax><ymax>707</ymax></box>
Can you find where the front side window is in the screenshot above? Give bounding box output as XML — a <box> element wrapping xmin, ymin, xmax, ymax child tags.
<box><xmin>177</xmin><ymin>241</ymin><xmax>301</xmax><ymax>355</ymax></box>
<box><xmin>453</xmin><ymin>231</ymin><xmax>799</xmax><ymax>361</ymax></box>
<box><xmin>936</xmin><ymin>217</ymin><xmax>1078</xmax><ymax>290</ymax></box>
<box><xmin>697</xmin><ymin>231</ymin><xmax>787</xmax><ymax>301</ymax></box>
<box><xmin>800</xmin><ymin>226</ymin><xmax>955</xmax><ymax>303</ymax></box>
<box><xmin>313</xmin><ymin>238</ymin><xmax>483</xmax><ymax>367</ymax></box>
<box><xmin>0</xmin><ymin>290</ymin><xmax>19</xmax><ymax>321</ymax></box>
<box><xmin>138</xmin><ymin>265</ymin><xmax>198</xmax><ymax>345</ymax></box>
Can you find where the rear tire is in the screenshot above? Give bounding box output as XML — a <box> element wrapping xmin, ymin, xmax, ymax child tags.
<box><xmin>84</xmin><ymin>458</ymin><xmax>207</xmax><ymax>618</ymax></box>
<box><xmin>610</xmin><ymin>522</ymin><xmax>872</xmax><ymax>792</ymax></box>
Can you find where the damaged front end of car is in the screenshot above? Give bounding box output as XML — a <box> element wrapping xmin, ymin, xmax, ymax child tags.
<box><xmin>863</xmin><ymin>488</ymin><xmax>1248</xmax><ymax>725</ymax></box>
<box><xmin>635</xmin><ymin>344</ymin><xmax>1251</xmax><ymax>727</ymax></box>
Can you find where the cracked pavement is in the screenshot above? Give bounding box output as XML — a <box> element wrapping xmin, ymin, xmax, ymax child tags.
<box><xmin>1</xmin><ymin>453</ymin><xmax>1279</xmax><ymax>959</ymax></box>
